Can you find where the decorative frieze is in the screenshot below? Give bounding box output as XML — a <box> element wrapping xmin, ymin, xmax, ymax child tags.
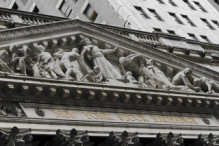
<box><xmin>0</xmin><ymin>104</ymin><xmax>25</xmax><ymax>117</ymax></box>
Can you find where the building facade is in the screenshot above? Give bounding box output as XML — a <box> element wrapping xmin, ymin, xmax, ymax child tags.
<box><xmin>1</xmin><ymin>1</ymin><xmax>219</xmax><ymax>146</ymax></box>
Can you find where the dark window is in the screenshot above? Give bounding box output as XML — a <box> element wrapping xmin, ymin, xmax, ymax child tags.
<box><xmin>167</xmin><ymin>30</ymin><xmax>176</xmax><ymax>34</ymax></box>
<box><xmin>12</xmin><ymin>2</ymin><xmax>18</xmax><ymax>10</ymax></box>
<box><xmin>157</xmin><ymin>0</ymin><xmax>165</xmax><ymax>4</ymax></box>
<box><xmin>181</xmin><ymin>15</ymin><xmax>196</xmax><ymax>26</ymax></box>
<box><xmin>134</xmin><ymin>6</ymin><xmax>150</xmax><ymax>19</ymax></box>
<box><xmin>83</xmin><ymin>4</ymin><xmax>98</xmax><ymax>22</ymax></box>
<box><xmin>183</xmin><ymin>0</ymin><xmax>196</xmax><ymax>10</ymax></box>
<box><xmin>200</xmin><ymin>35</ymin><xmax>210</xmax><ymax>43</ymax></box>
<box><xmin>169</xmin><ymin>12</ymin><xmax>183</xmax><ymax>24</ymax></box>
<box><xmin>212</xmin><ymin>20</ymin><xmax>219</xmax><ymax>28</ymax></box>
<box><xmin>169</xmin><ymin>0</ymin><xmax>177</xmax><ymax>6</ymax></box>
<box><xmin>32</xmin><ymin>6</ymin><xmax>39</xmax><ymax>13</ymax></box>
<box><xmin>148</xmin><ymin>9</ymin><xmax>163</xmax><ymax>21</ymax></box>
<box><xmin>194</xmin><ymin>1</ymin><xmax>207</xmax><ymax>12</ymax></box>
<box><xmin>188</xmin><ymin>33</ymin><xmax>198</xmax><ymax>41</ymax></box>
<box><xmin>153</xmin><ymin>28</ymin><xmax>162</xmax><ymax>32</ymax></box>
<box><xmin>201</xmin><ymin>18</ymin><xmax>215</xmax><ymax>30</ymax></box>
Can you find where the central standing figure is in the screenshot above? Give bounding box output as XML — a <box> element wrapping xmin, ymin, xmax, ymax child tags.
<box><xmin>79</xmin><ymin>38</ymin><xmax>121</xmax><ymax>79</ymax></box>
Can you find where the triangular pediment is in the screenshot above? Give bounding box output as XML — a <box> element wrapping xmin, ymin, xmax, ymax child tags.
<box><xmin>0</xmin><ymin>20</ymin><xmax>218</xmax><ymax>95</ymax></box>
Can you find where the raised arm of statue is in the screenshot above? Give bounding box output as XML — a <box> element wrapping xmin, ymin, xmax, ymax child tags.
<box><xmin>100</xmin><ymin>47</ymin><xmax>118</xmax><ymax>55</ymax></box>
<box><xmin>205</xmin><ymin>80</ymin><xmax>213</xmax><ymax>93</ymax></box>
<box><xmin>182</xmin><ymin>75</ymin><xmax>200</xmax><ymax>92</ymax></box>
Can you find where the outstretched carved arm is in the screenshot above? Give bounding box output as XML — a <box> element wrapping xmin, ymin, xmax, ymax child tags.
<box><xmin>182</xmin><ymin>75</ymin><xmax>200</xmax><ymax>92</ymax></box>
<box><xmin>205</xmin><ymin>80</ymin><xmax>213</xmax><ymax>93</ymax></box>
<box><xmin>100</xmin><ymin>47</ymin><xmax>118</xmax><ymax>55</ymax></box>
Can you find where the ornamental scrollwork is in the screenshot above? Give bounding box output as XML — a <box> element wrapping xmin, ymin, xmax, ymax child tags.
<box><xmin>45</xmin><ymin>129</ymin><xmax>94</xmax><ymax>146</ymax></box>
<box><xmin>99</xmin><ymin>131</ymin><xmax>142</xmax><ymax>146</ymax></box>
<box><xmin>0</xmin><ymin>126</ymin><xmax>32</xmax><ymax>146</ymax></box>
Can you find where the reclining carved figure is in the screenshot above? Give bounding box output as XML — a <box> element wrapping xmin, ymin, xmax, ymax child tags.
<box><xmin>172</xmin><ymin>68</ymin><xmax>201</xmax><ymax>92</ymax></box>
<box><xmin>194</xmin><ymin>77</ymin><xmax>219</xmax><ymax>94</ymax></box>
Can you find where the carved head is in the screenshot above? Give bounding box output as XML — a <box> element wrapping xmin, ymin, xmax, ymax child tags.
<box><xmin>79</xmin><ymin>38</ymin><xmax>92</xmax><ymax>46</ymax></box>
<box><xmin>72</xmin><ymin>48</ymin><xmax>79</xmax><ymax>54</ymax></box>
<box><xmin>70</xmin><ymin>129</ymin><xmax>78</xmax><ymax>138</ymax></box>
<box><xmin>126</xmin><ymin>71</ymin><xmax>132</xmax><ymax>76</ymax></box>
<box><xmin>35</xmin><ymin>45</ymin><xmax>45</xmax><ymax>53</ymax></box>
<box><xmin>93</xmin><ymin>66</ymin><xmax>100</xmax><ymax>74</ymax></box>
<box><xmin>184</xmin><ymin>68</ymin><xmax>192</xmax><ymax>76</ymax></box>
<box><xmin>146</xmin><ymin>59</ymin><xmax>155</xmax><ymax>66</ymax></box>
<box><xmin>119</xmin><ymin>57</ymin><xmax>126</xmax><ymax>65</ymax></box>
<box><xmin>10</xmin><ymin>126</ymin><xmax>19</xmax><ymax>136</ymax></box>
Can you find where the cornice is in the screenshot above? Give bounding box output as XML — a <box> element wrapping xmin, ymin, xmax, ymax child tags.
<box><xmin>0</xmin><ymin>7</ymin><xmax>67</xmax><ymax>21</ymax></box>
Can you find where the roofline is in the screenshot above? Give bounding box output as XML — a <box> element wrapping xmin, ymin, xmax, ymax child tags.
<box><xmin>0</xmin><ymin>7</ymin><xmax>68</xmax><ymax>21</ymax></box>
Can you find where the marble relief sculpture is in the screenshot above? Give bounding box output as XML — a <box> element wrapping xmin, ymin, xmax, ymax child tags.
<box><xmin>194</xmin><ymin>77</ymin><xmax>219</xmax><ymax>93</ymax></box>
<box><xmin>53</xmin><ymin>48</ymin><xmax>83</xmax><ymax>81</ymax></box>
<box><xmin>1</xmin><ymin>36</ymin><xmax>219</xmax><ymax>94</ymax></box>
<box><xmin>35</xmin><ymin>45</ymin><xmax>65</xmax><ymax>79</ymax></box>
<box><xmin>172</xmin><ymin>68</ymin><xmax>201</xmax><ymax>92</ymax></box>
<box><xmin>80</xmin><ymin>38</ymin><xmax>122</xmax><ymax>79</ymax></box>
<box><xmin>119</xmin><ymin>54</ymin><xmax>163</xmax><ymax>88</ymax></box>
<box><xmin>0</xmin><ymin>50</ymin><xmax>14</xmax><ymax>74</ymax></box>
<box><xmin>10</xmin><ymin>45</ymin><xmax>33</xmax><ymax>76</ymax></box>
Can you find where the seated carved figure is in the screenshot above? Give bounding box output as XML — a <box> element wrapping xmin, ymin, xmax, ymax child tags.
<box><xmin>172</xmin><ymin>68</ymin><xmax>200</xmax><ymax>92</ymax></box>
<box><xmin>119</xmin><ymin>54</ymin><xmax>163</xmax><ymax>89</ymax></box>
<box><xmin>194</xmin><ymin>77</ymin><xmax>219</xmax><ymax>94</ymax></box>
<box><xmin>0</xmin><ymin>49</ymin><xmax>14</xmax><ymax>74</ymax></box>
<box><xmin>10</xmin><ymin>45</ymin><xmax>33</xmax><ymax>76</ymax></box>
<box><xmin>146</xmin><ymin>59</ymin><xmax>190</xmax><ymax>91</ymax></box>
<box><xmin>80</xmin><ymin>38</ymin><xmax>121</xmax><ymax>79</ymax></box>
<box><xmin>53</xmin><ymin>48</ymin><xmax>83</xmax><ymax>81</ymax></box>
<box><xmin>146</xmin><ymin>59</ymin><xmax>173</xmax><ymax>89</ymax></box>
<box><xmin>93</xmin><ymin>66</ymin><xmax>108</xmax><ymax>82</ymax></box>
<box><xmin>35</xmin><ymin>45</ymin><xmax>65</xmax><ymax>79</ymax></box>
<box><xmin>119</xmin><ymin>71</ymin><xmax>139</xmax><ymax>84</ymax></box>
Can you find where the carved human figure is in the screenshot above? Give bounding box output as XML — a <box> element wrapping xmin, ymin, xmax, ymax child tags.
<box><xmin>172</xmin><ymin>68</ymin><xmax>201</xmax><ymax>92</ymax></box>
<box><xmin>80</xmin><ymin>38</ymin><xmax>121</xmax><ymax>79</ymax></box>
<box><xmin>0</xmin><ymin>49</ymin><xmax>14</xmax><ymax>74</ymax></box>
<box><xmin>119</xmin><ymin>54</ymin><xmax>163</xmax><ymax>89</ymax></box>
<box><xmin>93</xmin><ymin>66</ymin><xmax>108</xmax><ymax>82</ymax></box>
<box><xmin>120</xmin><ymin>71</ymin><xmax>139</xmax><ymax>84</ymax></box>
<box><xmin>146</xmin><ymin>59</ymin><xmax>172</xmax><ymax>88</ymax></box>
<box><xmin>53</xmin><ymin>48</ymin><xmax>83</xmax><ymax>81</ymax></box>
<box><xmin>194</xmin><ymin>77</ymin><xmax>219</xmax><ymax>94</ymax></box>
<box><xmin>35</xmin><ymin>45</ymin><xmax>65</xmax><ymax>79</ymax></box>
<box><xmin>10</xmin><ymin>45</ymin><xmax>33</xmax><ymax>76</ymax></box>
<box><xmin>146</xmin><ymin>59</ymin><xmax>191</xmax><ymax>91</ymax></box>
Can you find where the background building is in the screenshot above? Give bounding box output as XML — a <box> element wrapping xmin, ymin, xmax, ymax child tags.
<box><xmin>1</xmin><ymin>0</ymin><xmax>219</xmax><ymax>44</ymax></box>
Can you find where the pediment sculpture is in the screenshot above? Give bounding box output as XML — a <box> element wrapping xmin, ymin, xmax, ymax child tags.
<box><xmin>0</xmin><ymin>33</ymin><xmax>219</xmax><ymax>94</ymax></box>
